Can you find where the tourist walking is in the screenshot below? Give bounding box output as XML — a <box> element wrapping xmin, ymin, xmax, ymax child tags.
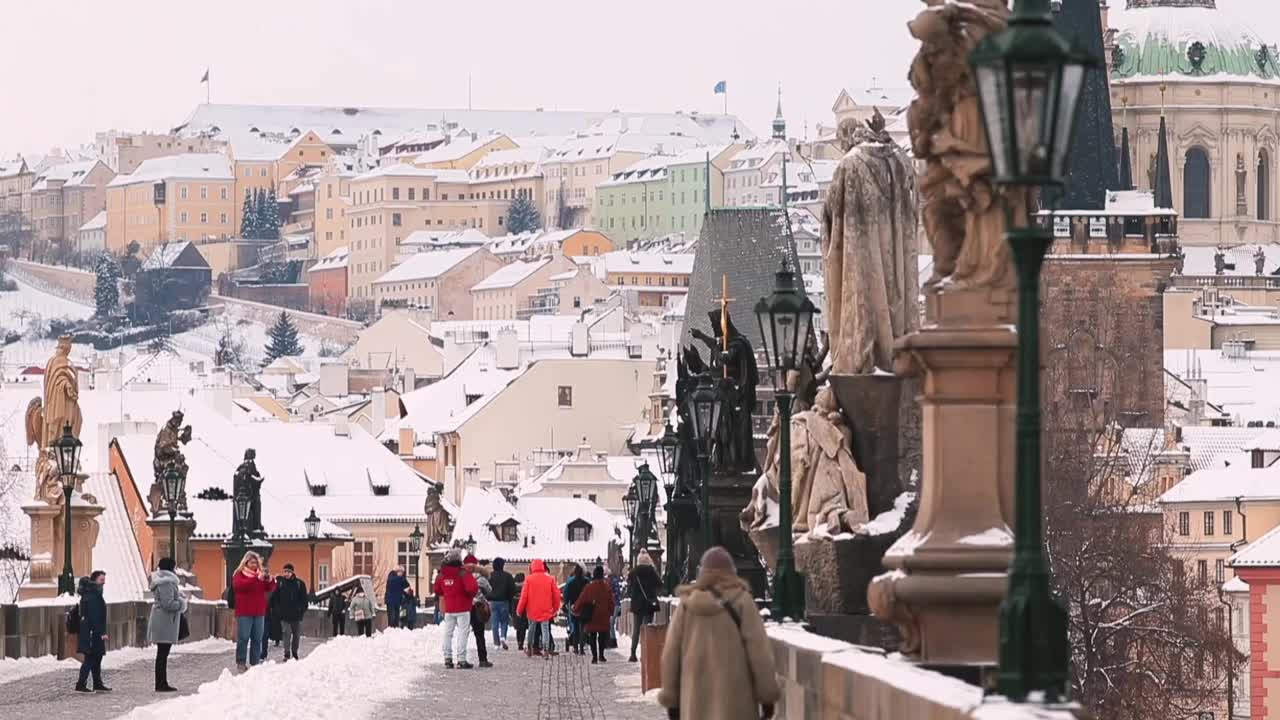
<box><xmin>572</xmin><ymin>565</ymin><xmax>616</xmax><ymax>664</ymax></box>
<box><xmin>512</xmin><ymin>572</ymin><xmax>528</xmax><ymax>650</ymax></box>
<box><xmin>434</xmin><ymin>549</ymin><xmax>478</xmax><ymax>668</ymax></box>
<box><xmin>350</xmin><ymin>587</ymin><xmax>376</xmax><ymax>637</ymax></box>
<box><xmin>487</xmin><ymin>557</ymin><xmax>516</xmax><ymax>649</ymax></box>
<box><xmin>232</xmin><ymin>551</ymin><xmax>276</xmax><ymax>670</ymax></box>
<box><xmin>516</xmin><ymin>559</ymin><xmax>561</xmax><ymax>658</ymax></box>
<box><xmin>147</xmin><ymin>558</ymin><xmax>187</xmax><ymax>692</ymax></box>
<box><xmin>74</xmin><ymin>570</ymin><xmax>110</xmax><ymax>693</ymax></box>
<box><xmin>563</xmin><ymin>564</ymin><xmax>588</xmax><ymax>654</ymax></box>
<box><xmin>273</xmin><ymin>563</ymin><xmax>308</xmax><ymax>661</ymax></box>
<box><xmin>466</xmin><ymin>555</ymin><xmax>493</xmax><ymax>668</ymax></box>
<box><xmin>385</xmin><ymin>565</ymin><xmax>409</xmax><ymax>628</ymax></box>
<box><xmin>658</xmin><ymin>547</ymin><xmax>779</xmax><ymax>720</ymax></box>
<box><xmin>608</xmin><ymin>566</ymin><xmax>624</xmax><ymax>649</ymax></box>
<box><xmin>328</xmin><ymin>589</ymin><xmax>348</xmax><ymax>636</ymax></box>
<box><xmin>626</xmin><ymin>551</ymin><xmax>662</xmax><ymax>662</ymax></box>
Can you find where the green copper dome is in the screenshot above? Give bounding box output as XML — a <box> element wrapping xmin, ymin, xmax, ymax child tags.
<box><xmin>1111</xmin><ymin>0</ymin><xmax>1280</xmax><ymax>81</ymax></box>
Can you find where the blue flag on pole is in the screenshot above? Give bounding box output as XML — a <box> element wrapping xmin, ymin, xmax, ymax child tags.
<box><xmin>713</xmin><ymin>81</ymin><xmax>726</xmax><ymax>94</ymax></box>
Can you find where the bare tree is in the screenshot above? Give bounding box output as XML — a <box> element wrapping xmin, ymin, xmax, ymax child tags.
<box><xmin>0</xmin><ymin>430</ymin><xmax>32</xmax><ymax>603</ymax></box>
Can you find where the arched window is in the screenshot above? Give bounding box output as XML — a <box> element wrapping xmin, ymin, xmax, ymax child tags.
<box><xmin>1260</xmin><ymin>148</ymin><xmax>1271</xmax><ymax>221</ymax></box>
<box><xmin>1184</xmin><ymin>147</ymin><xmax>1212</xmax><ymax>219</ymax></box>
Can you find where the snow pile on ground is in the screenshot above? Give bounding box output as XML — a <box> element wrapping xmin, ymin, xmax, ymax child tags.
<box><xmin>0</xmin><ymin>638</ymin><xmax>231</xmax><ymax>686</ymax></box>
<box><xmin>116</xmin><ymin>628</ymin><xmax>438</xmax><ymax>720</ymax></box>
<box><xmin>613</xmin><ymin>669</ymin><xmax>662</xmax><ymax>705</ymax></box>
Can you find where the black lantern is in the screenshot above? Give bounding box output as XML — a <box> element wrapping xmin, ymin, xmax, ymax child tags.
<box><xmin>754</xmin><ymin>260</ymin><xmax>818</xmax><ymax>392</ymax></box>
<box><xmin>656</xmin><ymin>422</ymin><xmax>680</xmax><ymax>479</ymax></box>
<box><xmin>465</xmin><ymin>534</ymin><xmax>477</xmax><ymax>557</ymax></box>
<box><xmin>162</xmin><ymin>466</ymin><xmax>185</xmax><ymax>511</ymax></box>
<box><xmin>408</xmin><ymin>523</ymin><xmax>424</xmax><ymax>554</ymax></box>
<box><xmin>304</xmin><ymin>508</ymin><xmax>321</xmax><ymax>540</ymax></box>
<box><xmin>634</xmin><ymin>463</ymin><xmax>659</xmax><ymax>513</ymax></box>
<box><xmin>54</xmin><ymin>423</ymin><xmax>82</xmax><ymax>480</ymax></box>
<box><xmin>233</xmin><ymin>488</ymin><xmax>251</xmax><ymax>527</ymax></box>
<box><xmin>969</xmin><ymin>0</ymin><xmax>1095</xmax><ymax>188</ymax></box>
<box><xmin>622</xmin><ymin>486</ymin><xmax>638</xmax><ymax>526</ymax></box>
<box><xmin>687</xmin><ymin>373</ymin><xmax>722</xmax><ymax>458</ymax></box>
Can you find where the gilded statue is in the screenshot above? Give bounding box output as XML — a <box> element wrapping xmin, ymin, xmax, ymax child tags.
<box><xmin>24</xmin><ymin>336</ymin><xmax>84</xmax><ymax>504</ymax></box>
<box><xmin>908</xmin><ymin>0</ymin><xmax>1015</xmax><ymax>289</ymax></box>
<box><xmin>822</xmin><ymin>110</ymin><xmax>919</xmax><ymax>374</ymax></box>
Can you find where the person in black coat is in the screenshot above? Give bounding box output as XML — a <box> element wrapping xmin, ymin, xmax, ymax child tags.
<box><xmin>626</xmin><ymin>552</ymin><xmax>662</xmax><ymax>662</ymax></box>
<box><xmin>328</xmin><ymin>590</ymin><xmax>348</xmax><ymax>636</ymax></box>
<box><xmin>511</xmin><ymin>572</ymin><xmax>528</xmax><ymax>650</ymax></box>
<box><xmin>272</xmin><ymin>564</ymin><xmax>309</xmax><ymax>661</ymax></box>
<box><xmin>75</xmin><ymin>571</ymin><xmax>111</xmax><ymax>692</ymax></box>
<box><xmin>562</xmin><ymin>565</ymin><xmax>588</xmax><ymax>654</ymax></box>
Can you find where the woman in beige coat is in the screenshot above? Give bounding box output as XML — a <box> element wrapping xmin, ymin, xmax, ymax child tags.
<box><xmin>658</xmin><ymin>547</ymin><xmax>780</xmax><ymax>720</ymax></box>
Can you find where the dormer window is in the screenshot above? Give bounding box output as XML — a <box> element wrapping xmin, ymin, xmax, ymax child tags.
<box><xmin>567</xmin><ymin>519</ymin><xmax>592</xmax><ymax>542</ymax></box>
<box><xmin>493</xmin><ymin>519</ymin><xmax>520</xmax><ymax>542</ymax></box>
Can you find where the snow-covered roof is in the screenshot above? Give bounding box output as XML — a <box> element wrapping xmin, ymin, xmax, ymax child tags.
<box><xmin>230</xmin><ymin>133</ymin><xmax>300</xmax><ymax>162</ymax></box>
<box><xmin>414</xmin><ymin>134</ymin><xmax>506</xmax><ymax>165</ymax></box>
<box><xmin>1121</xmin><ymin>426</ymin><xmax>1263</xmax><ymax>477</ymax></box>
<box><xmin>308</xmin><ymin>245</ymin><xmax>349</xmax><ymax>272</ymax></box>
<box><xmin>472</xmin><ymin>145</ymin><xmax>546</xmax><ymax>169</ymax></box>
<box><xmin>79</xmin><ymin>209</ymin><xmax>107</xmax><ymax>233</ymax></box>
<box><xmin>451</xmin><ymin>487</ymin><xmax>624</xmax><ymax>563</ymax></box>
<box><xmin>351</xmin><ymin>163</ymin><xmax>467</xmax><ymax>183</ymax></box>
<box><xmin>375</xmin><ymin>247</ymin><xmax>482</xmax><ymax>285</ymax></box>
<box><xmin>1110</xmin><ymin>1</ymin><xmax>1280</xmax><ymax>84</ymax></box>
<box><xmin>1181</xmin><ymin>243</ymin><xmax>1280</xmax><ymax>277</ymax></box>
<box><xmin>836</xmin><ymin>86</ymin><xmax>914</xmax><ymax>111</ymax></box>
<box><xmin>31</xmin><ymin>159</ymin><xmax>102</xmax><ymax>191</ymax></box>
<box><xmin>546</xmin><ymin>133</ymin><xmax>700</xmax><ymax>164</ymax></box>
<box><xmin>141</xmin><ymin>241</ymin><xmax>205</xmax><ymax>270</ymax></box>
<box><xmin>1222</xmin><ymin>575</ymin><xmax>1249</xmax><ymax>592</ymax></box>
<box><xmin>1231</xmin><ymin>522</ymin><xmax>1280</xmax><ymax>567</ymax></box>
<box><xmin>399</xmin><ymin>228</ymin><xmax>489</xmax><ymax>250</ymax></box>
<box><xmin>471</xmin><ymin>258</ymin><xmax>551</xmax><ymax>291</ymax></box>
<box><xmin>600</xmin><ymin>155</ymin><xmax>672</xmax><ymax>187</ymax></box>
<box><xmin>601</xmin><ymin>251</ymin><xmax>694</xmax><ymax>275</ymax></box>
<box><xmin>0</xmin><ymin>157</ymin><xmax>29</xmax><ymax>178</ymax></box>
<box><xmin>108</xmin><ymin>153</ymin><xmax>232</xmax><ymax>187</ymax></box>
<box><xmin>1166</xmin><ymin>348</ymin><xmax>1280</xmax><ymax>424</ymax></box>
<box><xmin>727</xmin><ymin>140</ymin><xmax>789</xmax><ymax>170</ymax></box>
<box><xmin>485</xmin><ymin>231</ymin><xmax>542</xmax><ymax>257</ymax></box>
<box><xmin>1158</xmin><ymin>461</ymin><xmax>1280</xmax><ymax>504</ymax></box>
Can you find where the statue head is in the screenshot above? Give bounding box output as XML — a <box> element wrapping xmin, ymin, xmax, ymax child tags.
<box><xmin>243</xmin><ymin>448</ymin><xmax>256</xmax><ymax>461</ymax></box>
<box><xmin>706</xmin><ymin>309</ymin><xmax>741</xmax><ymax>340</ymax></box>
<box><xmin>168</xmin><ymin>410</ymin><xmax>184</xmax><ymax>429</ymax></box>
<box><xmin>56</xmin><ymin>336</ymin><xmax>72</xmax><ymax>355</ymax></box>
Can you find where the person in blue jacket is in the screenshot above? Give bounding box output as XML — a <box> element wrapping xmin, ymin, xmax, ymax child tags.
<box><xmin>384</xmin><ymin>566</ymin><xmax>409</xmax><ymax>628</ymax></box>
<box><xmin>75</xmin><ymin>570</ymin><xmax>111</xmax><ymax>693</ymax></box>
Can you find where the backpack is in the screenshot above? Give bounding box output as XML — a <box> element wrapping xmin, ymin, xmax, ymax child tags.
<box><xmin>65</xmin><ymin>605</ymin><xmax>81</xmax><ymax>634</ymax></box>
<box><xmin>472</xmin><ymin>596</ymin><xmax>492</xmax><ymax>624</ymax></box>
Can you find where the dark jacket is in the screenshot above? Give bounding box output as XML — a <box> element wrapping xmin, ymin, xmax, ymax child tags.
<box><xmin>627</xmin><ymin>564</ymin><xmax>662</xmax><ymax>614</ymax></box>
<box><xmin>273</xmin><ymin>574</ymin><xmax>309</xmax><ymax>622</ymax></box>
<box><xmin>77</xmin><ymin>576</ymin><xmax>108</xmax><ymax>655</ymax></box>
<box><xmin>563</xmin><ymin>574</ymin><xmax>588</xmax><ymax>608</ymax></box>
<box><xmin>328</xmin><ymin>592</ymin><xmax>348</xmax><ymax>618</ymax></box>
<box><xmin>385</xmin><ymin>572</ymin><xmax>409</xmax><ymax>607</ymax></box>
<box><xmin>487</xmin><ymin>569</ymin><xmax>516</xmax><ymax>602</ymax></box>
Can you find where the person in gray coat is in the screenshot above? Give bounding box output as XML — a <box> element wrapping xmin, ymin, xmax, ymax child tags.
<box><xmin>147</xmin><ymin>557</ymin><xmax>187</xmax><ymax>692</ymax></box>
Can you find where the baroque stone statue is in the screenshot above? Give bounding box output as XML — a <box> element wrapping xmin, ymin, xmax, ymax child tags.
<box><xmin>25</xmin><ymin>336</ymin><xmax>85</xmax><ymax>504</ymax></box>
<box><xmin>822</xmin><ymin>111</ymin><xmax>920</xmax><ymax>375</ymax></box>
<box><xmin>908</xmin><ymin>0</ymin><xmax>1015</xmax><ymax>289</ymax></box>
<box><xmin>422</xmin><ymin>481</ymin><xmax>452</xmax><ymax>547</ymax></box>
<box><xmin>1256</xmin><ymin>246</ymin><xmax>1267</xmax><ymax>276</ymax></box>
<box><xmin>149</xmin><ymin>410</ymin><xmax>193</xmax><ymax>516</ymax></box>
<box><xmin>1237</xmin><ymin>154</ymin><xmax>1248</xmax><ymax>216</ymax></box>
<box><xmin>690</xmin><ymin>309</ymin><xmax>759</xmax><ymax>475</ymax></box>
<box><xmin>233</xmin><ymin>449</ymin><xmax>266</xmax><ymax>540</ymax></box>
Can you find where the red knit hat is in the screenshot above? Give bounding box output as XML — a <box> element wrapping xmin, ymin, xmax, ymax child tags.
<box><xmin>464</xmin><ymin>554</ymin><xmax>479</xmax><ymax>565</ymax></box>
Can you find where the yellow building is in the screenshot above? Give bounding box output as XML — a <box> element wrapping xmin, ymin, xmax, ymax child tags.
<box><xmin>29</xmin><ymin>159</ymin><xmax>116</xmax><ymax>248</ymax></box>
<box><xmin>0</xmin><ymin>158</ymin><xmax>34</xmax><ymax>215</ymax></box>
<box><xmin>412</xmin><ymin>133</ymin><xmax>516</xmax><ymax>170</ymax></box>
<box><xmin>105</xmin><ymin>153</ymin><xmax>235</xmax><ymax>254</ymax></box>
<box><xmin>601</xmin><ymin>250</ymin><xmax>694</xmax><ymax>307</ymax></box>
<box><xmin>229</xmin><ymin>130</ymin><xmax>336</xmax><ymax>234</ymax></box>
<box><xmin>542</xmin><ymin>133</ymin><xmax>699</xmax><ymax>228</ymax></box>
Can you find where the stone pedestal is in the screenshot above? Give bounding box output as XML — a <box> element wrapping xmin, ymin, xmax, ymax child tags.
<box><xmin>145</xmin><ymin>514</ymin><xmax>197</xmax><ymax>572</ymax></box>
<box><xmin>868</xmin><ymin>292</ymin><xmax>1016</xmax><ymax>666</ymax></box>
<box><xmin>708</xmin><ymin>471</ymin><xmax>768</xmax><ymax>597</ymax></box>
<box><xmin>19</xmin><ymin>493</ymin><xmax>105</xmax><ymax>601</ymax></box>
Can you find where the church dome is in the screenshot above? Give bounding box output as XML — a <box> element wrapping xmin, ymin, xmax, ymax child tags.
<box><xmin>1110</xmin><ymin>0</ymin><xmax>1280</xmax><ymax>83</ymax></box>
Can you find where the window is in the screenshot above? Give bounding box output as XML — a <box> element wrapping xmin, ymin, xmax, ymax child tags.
<box><xmin>261</xmin><ymin>168</ymin><xmax>268</xmax><ymax>177</ymax></box>
<box><xmin>1184</xmin><ymin>147</ymin><xmax>1212</xmax><ymax>219</ymax></box>
<box><xmin>1204</xmin><ymin>511</ymin><xmax>1214</xmax><ymax>536</ymax></box>
<box><xmin>1224</xmin><ymin>510</ymin><xmax>1233</xmax><ymax>535</ymax></box>
<box><xmin>1197</xmin><ymin>559</ymin><xmax>1207</xmax><ymax>585</ymax></box>
<box><xmin>588</xmin><ymin>493</ymin><xmax>597</xmax><ymax>504</ymax></box>
<box><xmin>392</xmin><ymin>213</ymin><xmax>402</xmax><ymax>226</ymax></box>
<box><xmin>408</xmin><ymin>187</ymin><xmax>415</xmax><ymax>201</ymax></box>
<box><xmin>568</xmin><ymin>521</ymin><xmax>592</xmax><ymax>542</ymax></box>
<box><xmin>245</xmin><ymin>168</ymin><xmax>252</xmax><ymax>177</ymax></box>
<box><xmin>1178</xmin><ymin>511</ymin><xmax>1190</xmax><ymax>536</ymax></box>
<box><xmin>499</xmin><ymin>521</ymin><xmax>518</xmax><ymax>542</ymax></box>
<box><xmin>353</xmin><ymin>540</ymin><xmax>374</xmax><ymax>576</ymax></box>
<box><xmin>326</xmin><ymin>208</ymin><xmax>333</xmax><ymax>220</ymax></box>
<box><xmin>179</xmin><ymin>185</ymin><xmax>188</xmax><ymax>200</ymax></box>
<box><xmin>1260</xmin><ymin>148</ymin><xmax>1271</xmax><ymax>221</ymax></box>
<box><xmin>220</xmin><ymin>213</ymin><xmax>228</xmax><ymax>224</ymax></box>
<box><xmin>1216</xmin><ymin>559</ymin><xmax>1225</xmax><ymax>584</ymax></box>
<box><xmin>392</xmin><ymin>187</ymin><xmax>400</xmax><ymax>200</ymax></box>
<box><xmin>200</xmin><ymin>186</ymin><xmax>208</xmax><ymax>200</ymax></box>
<box><xmin>557</xmin><ymin>386</ymin><xmax>573</xmax><ymax>407</ymax></box>
<box><xmin>180</xmin><ymin>211</ymin><xmax>188</xmax><ymax>223</ymax></box>
<box><xmin>318</xmin><ymin>563</ymin><xmax>330</xmax><ymax>590</ymax></box>
<box><xmin>396</xmin><ymin>539</ymin><xmax>420</xmax><ymax>577</ymax></box>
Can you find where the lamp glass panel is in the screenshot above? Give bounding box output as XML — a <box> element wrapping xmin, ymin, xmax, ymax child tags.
<box><xmin>1052</xmin><ymin>62</ymin><xmax>1087</xmax><ymax>180</ymax></box>
<box><xmin>976</xmin><ymin>63</ymin><xmax>1012</xmax><ymax>179</ymax></box>
<box><xmin>1012</xmin><ymin>64</ymin><xmax>1052</xmax><ymax>177</ymax></box>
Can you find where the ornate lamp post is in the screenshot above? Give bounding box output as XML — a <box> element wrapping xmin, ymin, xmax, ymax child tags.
<box><xmin>408</xmin><ymin>523</ymin><xmax>424</xmax><ymax>597</ymax></box>
<box><xmin>633</xmin><ymin>462</ymin><xmax>659</xmax><ymax>561</ymax></box>
<box><xmin>464</xmin><ymin>534</ymin><xmax>477</xmax><ymax>558</ymax></box>
<box><xmin>161</xmin><ymin>466</ymin><xmax>185</xmax><ymax>563</ymax></box>
<box><xmin>656</xmin><ymin>422</ymin><xmax>682</xmax><ymax>590</ymax></box>
<box><xmin>53</xmin><ymin>423</ymin><xmax>82</xmax><ymax>595</ymax></box>
<box><xmin>686</xmin><ymin>373</ymin><xmax>722</xmax><ymax>553</ymax></box>
<box><xmin>969</xmin><ymin>0</ymin><xmax>1094</xmax><ymax>701</ymax></box>
<box><xmin>622</xmin><ymin>485</ymin><xmax>638</xmax><ymax>565</ymax></box>
<box><xmin>754</xmin><ymin>260</ymin><xmax>818</xmax><ymax>622</ymax></box>
<box><xmin>233</xmin><ymin>487</ymin><xmax>252</xmax><ymax>543</ymax></box>
<box><xmin>304</xmin><ymin>508</ymin><xmax>321</xmax><ymax>600</ymax></box>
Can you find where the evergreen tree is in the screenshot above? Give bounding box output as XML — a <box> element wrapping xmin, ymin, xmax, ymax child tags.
<box><xmin>93</xmin><ymin>253</ymin><xmax>120</xmax><ymax>318</ymax></box>
<box><xmin>260</xmin><ymin>188</ymin><xmax>280</xmax><ymax>240</ymax></box>
<box><xmin>506</xmin><ymin>193</ymin><xmax>541</xmax><ymax>234</ymax></box>
<box><xmin>254</xmin><ymin>189</ymin><xmax>268</xmax><ymax>239</ymax></box>
<box><xmin>241</xmin><ymin>189</ymin><xmax>259</xmax><ymax>239</ymax></box>
<box><xmin>264</xmin><ymin>310</ymin><xmax>304</xmax><ymax>362</ymax></box>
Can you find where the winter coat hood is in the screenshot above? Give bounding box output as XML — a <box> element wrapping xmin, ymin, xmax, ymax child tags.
<box><xmin>675</xmin><ymin>572</ymin><xmax>751</xmax><ymax>617</ymax></box>
<box><xmin>530</xmin><ymin>559</ymin><xmax>547</xmax><ymax>574</ymax></box>
<box><xmin>149</xmin><ymin>569</ymin><xmax>180</xmax><ymax>592</ymax></box>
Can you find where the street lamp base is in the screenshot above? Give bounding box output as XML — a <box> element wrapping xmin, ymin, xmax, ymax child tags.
<box><xmin>57</xmin><ymin>571</ymin><xmax>76</xmax><ymax>596</ymax></box>
<box><xmin>770</xmin><ymin>565</ymin><xmax>806</xmax><ymax>622</ymax></box>
<box><xmin>996</xmin><ymin>567</ymin><xmax>1069</xmax><ymax>702</ymax></box>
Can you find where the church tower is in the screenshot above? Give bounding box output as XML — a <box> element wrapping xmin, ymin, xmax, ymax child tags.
<box><xmin>772</xmin><ymin>85</ymin><xmax>786</xmax><ymax>141</ymax></box>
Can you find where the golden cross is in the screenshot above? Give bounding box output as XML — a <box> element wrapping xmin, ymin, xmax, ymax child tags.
<box><xmin>713</xmin><ymin>273</ymin><xmax>734</xmax><ymax>379</ymax></box>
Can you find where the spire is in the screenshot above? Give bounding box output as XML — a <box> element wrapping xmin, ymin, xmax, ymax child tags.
<box><xmin>772</xmin><ymin>84</ymin><xmax>786</xmax><ymax>141</ymax></box>
<box><xmin>1118</xmin><ymin>127</ymin><xmax>1134</xmax><ymax>190</ymax></box>
<box><xmin>1052</xmin><ymin>0</ymin><xmax>1118</xmax><ymax>209</ymax></box>
<box><xmin>1154</xmin><ymin>115</ymin><xmax>1174</xmax><ymax>209</ymax></box>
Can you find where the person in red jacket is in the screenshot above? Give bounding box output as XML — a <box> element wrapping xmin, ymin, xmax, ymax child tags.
<box><xmin>433</xmin><ymin>548</ymin><xmax>478</xmax><ymax>669</ymax></box>
<box><xmin>231</xmin><ymin>551</ymin><xmax>276</xmax><ymax>670</ymax></box>
<box><xmin>516</xmin><ymin>559</ymin><xmax>562</xmax><ymax>657</ymax></box>
<box><xmin>573</xmin><ymin>565</ymin><xmax>616</xmax><ymax>664</ymax></box>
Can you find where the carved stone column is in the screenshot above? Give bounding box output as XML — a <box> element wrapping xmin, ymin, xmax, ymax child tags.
<box><xmin>19</xmin><ymin>493</ymin><xmax>104</xmax><ymax>601</ymax></box>
<box><xmin>145</xmin><ymin>514</ymin><xmax>197</xmax><ymax>572</ymax></box>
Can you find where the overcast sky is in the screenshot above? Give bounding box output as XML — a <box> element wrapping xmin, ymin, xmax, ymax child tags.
<box><xmin>1</xmin><ymin>0</ymin><xmax>1277</xmax><ymax>159</ymax></box>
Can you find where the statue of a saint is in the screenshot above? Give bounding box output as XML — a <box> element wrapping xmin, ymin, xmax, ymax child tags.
<box><xmin>24</xmin><ymin>336</ymin><xmax>84</xmax><ymax>504</ymax></box>
<box><xmin>422</xmin><ymin>481</ymin><xmax>452</xmax><ymax>547</ymax></box>
<box><xmin>150</xmin><ymin>411</ymin><xmax>193</xmax><ymax>516</ymax></box>
<box><xmin>1237</xmin><ymin>154</ymin><xmax>1249</xmax><ymax>216</ymax></box>
<box><xmin>1256</xmin><ymin>247</ymin><xmax>1267</xmax><ymax>276</ymax></box>
<box><xmin>691</xmin><ymin>309</ymin><xmax>759</xmax><ymax>474</ymax></box>
<box><xmin>822</xmin><ymin>111</ymin><xmax>920</xmax><ymax>374</ymax></box>
<box><xmin>233</xmin><ymin>449</ymin><xmax>266</xmax><ymax>540</ymax></box>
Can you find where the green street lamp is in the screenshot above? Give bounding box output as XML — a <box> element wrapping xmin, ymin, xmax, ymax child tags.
<box><xmin>633</xmin><ymin>462</ymin><xmax>659</xmax><ymax>560</ymax></box>
<box><xmin>54</xmin><ymin>423</ymin><xmax>82</xmax><ymax>596</ymax></box>
<box><xmin>161</xmin><ymin>465</ymin><xmax>186</xmax><ymax>565</ymax></box>
<box><xmin>969</xmin><ymin>0</ymin><xmax>1095</xmax><ymax>702</ymax></box>
<box><xmin>408</xmin><ymin>523</ymin><xmax>424</xmax><ymax>597</ymax></box>
<box><xmin>754</xmin><ymin>260</ymin><xmax>818</xmax><ymax>622</ymax></box>
<box><xmin>656</xmin><ymin>421</ymin><xmax>682</xmax><ymax>591</ymax></box>
<box><xmin>304</xmin><ymin>508</ymin><xmax>321</xmax><ymax>600</ymax></box>
<box><xmin>233</xmin><ymin>486</ymin><xmax>252</xmax><ymax>544</ymax></box>
<box><xmin>622</xmin><ymin>485</ymin><xmax>639</xmax><ymax>564</ymax></box>
<box><xmin>686</xmin><ymin>373</ymin><xmax>722</xmax><ymax>553</ymax></box>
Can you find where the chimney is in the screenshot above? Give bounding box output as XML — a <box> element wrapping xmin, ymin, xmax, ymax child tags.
<box><xmin>334</xmin><ymin>414</ymin><xmax>350</xmax><ymax>436</ymax></box>
<box><xmin>370</xmin><ymin>386</ymin><xmax>386</xmax><ymax>438</ymax></box>
<box><xmin>495</xmin><ymin>328</ymin><xmax>519</xmax><ymax>371</ymax></box>
<box><xmin>570</xmin><ymin>321</ymin><xmax>590</xmax><ymax>357</ymax></box>
<box><xmin>109</xmin><ymin>367</ymin><xmax>123</xmax><ymax>391</ymax></box>
<box><xmin>402</xmin><ymin>367</ymin><xmax>416</xmax><ymax>393</ymax></box>
<box><xmin>319</xmin><ymin>362</ymin><xmax>350</xmax><ymax>397</ymax></box>
<box><xmin>209</xmin><ymin>384</ymin><xmax>233</xmax><ymax>420</ymax></box>
<box><xmin>399</xmin><ymin>427</ymin><xmax>414</xmax><ymax>455</ymax></box>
